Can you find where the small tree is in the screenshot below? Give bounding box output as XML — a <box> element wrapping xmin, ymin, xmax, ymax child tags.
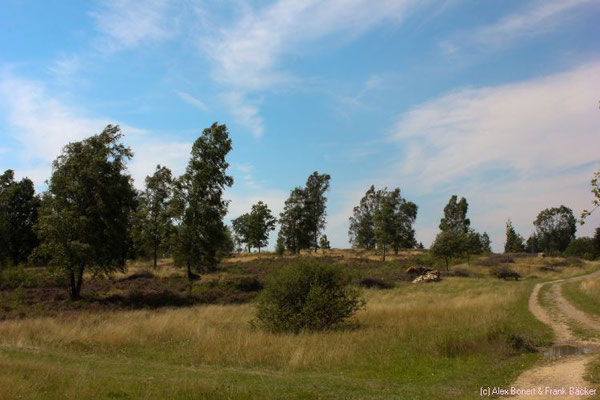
<box><xmin>172</xmin><ymin>122</ymin><xmax>233</xmax><ymax>281</ymax></box>
<box><xmin>36</xmin><ymin>125</ymin><xmax>135</xmax><ymax>299</ymax></box>
<box><xmin>480</xmin><ymin>232</ymin><xmax>492</xmax><ymax>253</ymax></box>
<box><xmin>0</xmin><ymin>170</ymin><xmax>40</xmax><ymax>267</ymax></box>
<box><xmin>319</xmin><ymin>235</ymin><xmax>330</xmax><ymax>251</ymax></box>
<box><xmin>464</xmin><ymin>230</ymin><xmax>483</xmax><ymax>265</ymax></box>
<box><xmin>348</xmin><ymin>185</ymin><xmax>378</xmax><ymax>249</ymax></box>
<box><xmin>533</xmin><ymin>206</ymin><xmax>576</xmax><ymax>253</ymax></box>
<box><xmin>232</xmin><ymin>213</ymin><xmax>252</xmax><ymax>252</ymax></box>
<box><xmin>372</xmin><ymin>187</ymin><xmax>418</xmax><ymax>261</ymax></box>
<box><xmin>131</xmin><ymin>165</ymin><xmax>174</xmax><ymax>268</ymax></box>
<box><xmin>304</xmin><ymin>172</ymin><xmax>331</xmax><ymax>252</ymax></box>
<box><xmin>275</xmin><ymin>235</ymin><xmax>286</xmax><ymax>257</ymax></box>
<box><xmin>232</xmin><ymin>202</ymin><xmax>277</xmax><ymax>253</ymax></box>
<box><xmin>431</xmin><ymin>230</ymin><xmax>465</xmax><ymax>270</ymax></box>
<box><xmin>278</xmin><ymin>188</ymin><xmax>308</xmax><ymax>254</ymax></box>
<box><xmin>504</xmin><ymin>219</ymin><xmax>525</xmax><ymax>253</ymax></box>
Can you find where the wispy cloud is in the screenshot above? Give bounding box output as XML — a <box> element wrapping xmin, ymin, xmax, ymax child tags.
<box><xmin>0</xmin><ymin>73</ymin><xmax>189</xmax><ymax>189</ymax></box>
<box><xmin>176</xmin><ymin>91</ymin><xmax>208</xmax><ymax>112</ymax></box>
<box><xmin>201</xmin><ymin>0</ymin><xmax>420</xmax><ymax>137</ymax></box>
<box><xmin>441</xmin><ymin>0</ymin><xmax>594</xmax><ymax>55</ymax></box>
<box><xmin>384</xmin><ymin>61</ymin><xmax>600</xmax><ymax>249</ymax></box>
<box><xmin>90</xmin><ymin>0</ymin><xmax>174</xmax><ymax>52</ymax></box>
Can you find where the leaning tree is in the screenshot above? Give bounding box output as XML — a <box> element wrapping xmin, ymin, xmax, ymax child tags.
<box><xmin>36</xmin><ymin>125</ymin><xmax>136</xmax><ymax>300</ymax></box>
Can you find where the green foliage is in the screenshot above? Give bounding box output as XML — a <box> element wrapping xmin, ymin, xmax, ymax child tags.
<box><xmin>172</xmin><ymin>122</ymin><xmax>233</xmax><ymax>280</ymax></box>
<box><xmin>533</xmin><ymin>205</ymin><xmax>577</xmax><ymax>252</ymax></box>
<box><xmin>232</xmin><ymin>201</ymin><xmax>277</xmax><ymax>252</ymax></box>
<box><xmin>348</xmin><ymin>185</ymin><xmax>377</xmax><ymax>250</ymax></box>
<box><xmin>255</xmin><ymin>260</ymin><xmax>364</xmax><ymax>333</ymax></box>
<box><xmin>430</xmin><ymin>230</ymin><xmax>465</xmax><ymax>270</ymax></box>
<box><xmin>0</xmin><ymin>170</ymin><xmax>40</xmax><ymax>267</ymax></box>
<box><xmin>275</xmin><ymin>235</ymin><xmax>285</xmax><ymax>257</ymax></box>
<box><xmin>35</xmin><ymin>125</ymin><xmax>136</xmax><ymax>299</ymax></box>
<box><xmin>504</xmin><ymin>219</ymin><xmax>525</xmax><ymax>253</ymax></box>
<box><xmin>564</xmin><ymin>237</ymin><xmax>599</xmax><ymax>260</ymax></box>
<box><xmin>319</xmin><ymin>235</ymin><xmax>330</xmax><ymax>250</ymax></box>
<box><xmin>373</xmin><ymin>188</ymin><xmax>418</xmax><ymax>260</ymax></box>
<box><xmin>439</xmin><ymin>195</ymin><xmax>470</xmax><ymax>233</ymax></box>
<box><xmin>278</xmin><ymin>172</ymin><xmax>330</xmax><ymax>254</ymax></box>
<box><xmin>349</xmin><ymin>186</ymin><xmax>417</xmax><ymax>260</ymax></box>
<box><xmin>131</xmin><ymin>165</ymin><xmax>174</xmax><ymax>267</ymax></box>
<box><xmin>480</xmin><ymin>232</ymin><xmax>492</xmax><ymax>252</ymax></box>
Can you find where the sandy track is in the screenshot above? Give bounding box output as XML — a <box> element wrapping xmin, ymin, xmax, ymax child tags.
<box><xmin>510</xmin><ymin>270</ymin><xmax>600</xmax><ymax>399</ymax></box>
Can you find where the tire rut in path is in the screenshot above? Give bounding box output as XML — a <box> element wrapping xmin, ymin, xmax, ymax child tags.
<box><xmin>510</xmin><ymin>270</ymin><xmax>600</xmax><ymax>399</ymax></box>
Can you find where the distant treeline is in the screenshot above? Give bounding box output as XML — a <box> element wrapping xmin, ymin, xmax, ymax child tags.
<box><xmin>1</xmin><ymin>123</ymin><xmax>599</xmax><ymax>298</ymax></box>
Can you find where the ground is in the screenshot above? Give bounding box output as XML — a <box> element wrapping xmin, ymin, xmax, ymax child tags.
<box><xmin>0</xmin><ymin>250</ymin><xmax>598</xmax><ymax>399</ymax></box>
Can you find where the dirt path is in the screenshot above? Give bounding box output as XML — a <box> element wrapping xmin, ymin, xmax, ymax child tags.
<box><xmin>510</xmin><ymin>270</ymin><xmax>600</xmax><ymax>399</ymax></box>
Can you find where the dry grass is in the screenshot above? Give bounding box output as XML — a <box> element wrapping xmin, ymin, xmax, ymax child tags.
<box><xmin>0</xmin><ymin>278</ymin><xmax>538</xmax><ymax>373</ymax></box>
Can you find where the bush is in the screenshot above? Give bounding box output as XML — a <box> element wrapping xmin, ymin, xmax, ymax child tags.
<box><xmin>564</xmin><ymin>237</ymin><xmax>599</xmax><ymax>260</ymax></box>
<box><xmin>492</xmin><ymin>266</ymin><xmax>521</xmax><ymax>281</ymax></box>
<box><xmin>254</xmin><ymin>260</ymin><xmax>365</xmax><ymax>333</ymax></box>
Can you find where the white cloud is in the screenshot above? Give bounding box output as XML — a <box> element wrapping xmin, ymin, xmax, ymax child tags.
<box><xmin>386</xmin><ymin>61</ymin><xmax>600</xmax><ymax>250</ymax></box>
<box><xmin>0</xmin><ymin>74</ymin><xmax>190</xmax><ymax>189</ymax></box>
<box><xmin>442</xmin><ymin>0</ymin><xmax>595</xmax><ymax>54</ymax></box>
<box><xmin>202</xmin><ymin>0</ymin><xmax>420</xmax><ymax>136</ymax></box>
<box><xmin>176</xmin><ymin>91</ymin><xmax>208</xmax><ymax>112</ymax></box>
<box><xmin>90</xmin><ymin>0</ymin><xmax>173</xmax><ymax>52</ymax></box>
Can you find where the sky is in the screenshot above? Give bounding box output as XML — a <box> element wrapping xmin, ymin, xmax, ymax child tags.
<box><xmin>1</xmin><ymin>0</ymin><xmax>599</xmax><ymax>252</ymax></box>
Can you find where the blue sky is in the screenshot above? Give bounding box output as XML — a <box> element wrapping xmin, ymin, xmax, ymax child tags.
<box><xmin>1</xmin><ymin>0</ymin><xmax>599</xmax><ymax>251</ymax></box>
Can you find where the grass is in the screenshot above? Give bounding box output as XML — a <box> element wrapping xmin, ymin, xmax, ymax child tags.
<box><xmin>562</xmin><ymin>276</ymin><xmax>600</xmax><ymax>318</ymax></box>
<box><xmin>0</xmin><ymin>253</ymin><xmax>593</xmax><ymax>399</ymax></box>
<box><xmin>0</xmin><ymin>275</ymin><xmax>551</xmax><ymax>399</ymax></box>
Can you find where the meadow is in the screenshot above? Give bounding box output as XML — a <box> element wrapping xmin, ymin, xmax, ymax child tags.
<box><xmin>0</xmin><ymin>251</ymin><xmax>597</xmax><ymax>399</ymax></box>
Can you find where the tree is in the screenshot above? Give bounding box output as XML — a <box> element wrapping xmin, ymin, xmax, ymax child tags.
<box><xmin>0</xmin><ymin>170</ymin><xmax>40</xmax><ymax>267</ymax></box>
<box><xmin>348</xmin><ymin>185</ymin><xmax>378</xmax><ymax>249</ymax></box>
<box><xmin>439</xmin><ymin>195</ymin><xmax>470</xmax><ymax>234</ymax></box>
<box><xmin>304</xmin><ymin>172</ymin><xmax>331</xmax><ymax>251</ymax></box>
<box><xmin>504</xmin><ymin>219</ymin><xmax>525</xmax><ymax>253</ymax></box>
<box><xmin>580</xmin><ymin>169</ymin><xmax>599</xmax><ymax>224</ymax></box>
<box><xmin>373</xmin><ymin>188</ymin><xmax>418</xmax><ymax>260</ymax></box>
<box><xmin>275</xmin><ymin>235</ymin><xmax>285</xmax><ymax>257</ymax></box>
<box><xmin>533</xmin><ymin>206</ymin><xmax>577</xmax><ymax>253</ymax></box>
<box><xmin>278</xmin><ymin>188</ymin><xmax>309</xmax><ymax>254</ymax></box>
<box><xmin>232</xmin><ymin>202</ymin><xmax>277</xmax><ymax>253</ymax></box>
<box><xmin>172</xmin><ymin>122</ymin><xmax>233</xmax><ymax>281</ymax></box>
<box><xmin>564</xmin><ymin>237</ymin><xmax>599</xmax><ymax>260</ymax></box>
<box><xmin>36</xmin><ymin>125</ymin><xmax>135</xmax><ymax>300</ymax></box>
<box><xmin>278</xmin><ymin>172</ymin><xmax>331</xmax><ymax>254</ymax></box>
<box><xmin>480</xmin><ymin>232</ymin><xmax>492</xmax><ymax>253</ymax></box>
<box><xmin>464</xmin><ymin>230</ymin><xmax>483</xmax><ymax>265</ymax></box>
<box><xmin>319</xmin><ymin>235</ymin><xmax>330</xmax><ymax>251</ymax></box>
<box><xmin>526</xmin><ymin>233</ymin><xmax>540</xmax><ymax>253</ymax></box>
<box><xmin>131</xmin><ymin>165</ymin><xmax>174</xmax><ymax>268</ymax></box>
<box><xmin>430</xmin><ymin>230</ymin><xmax>465</xmax><ymax>270</ymax></box>
<box><xmin>232</xmin><ymin>213</ymin><xmax>252</xmax><ymax>252</ymax></box>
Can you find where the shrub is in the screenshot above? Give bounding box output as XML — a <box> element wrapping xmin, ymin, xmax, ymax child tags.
<box><xmin>564</xmin><ymin>237</ymin><xmax>599</xmax><ymax>260</ymax></box>
<box><xmin>492</xmin><ymin>266</ymin><xmax>521</xmax><ymax>281</ymax></box>
<box><xmin>254</xmin><ymin>260</ymin><xmax>365</xmax><ymax>333</ymax></box>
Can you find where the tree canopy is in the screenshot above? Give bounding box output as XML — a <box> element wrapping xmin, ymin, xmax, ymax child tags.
<box><xmin>504</xmin><ymin>219</ymin><xmax>525</xmax><ymax>253</ymax></box>
<box><xmin>232</xmin><ymin>201</ymin><xmax>277</xmax><ymax>253</ymax></box>
<box><xmin>0</xmin><ymin>170</ymin><xmax>40</xmax><ymax>267</ymax></box>
<box><xmin>278</xmin><ymin>172</ymin><xmax>330</xmax><ymax>254</ymax></box>
<box><xmin>172</xmin><ymin>122</ymin><xmax>233</xmax><ymax>280</ymax></box>
<box><xmin>439</xmin><ymin>195</ymin><xmax>470</xmax><ymax>234</ymax></box>
<box><xmin>131</xmin><ymin>165</ymin><xmax>174</xmax><ymax>268</ymax></box>
<box><xmin>533</xmin><ymin>206</ymin><xmax>576</xmax><ymax>253</ymax></box>
<box><xmin>36</xmin><ymin>125</ymin><xmax>136</xmax><ymax>299</ymax></box>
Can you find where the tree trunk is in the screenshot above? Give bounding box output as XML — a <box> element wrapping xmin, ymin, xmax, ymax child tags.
<box><xmin>153</xmin><ymin>240</ymin><xmax>158</xmax><ymax>269</ymax></box>
<box><xmin>382</xmin><ymin>244</ymin><xmax>386</xmax><ymax>261</ymax></box>
<box><xmin>258</xmin><ymin>246</ymin><xmax>261</xmax><ymax>253</ymax></box>
<box><xmin>445</xmin><ymin>257</ymin><xmax>449</xmax><ymax>271</ymax></box>
<box><xmin>68</xmin><ymin>265</ymin><xmax>84</xmax><ymax>300</ymax></box>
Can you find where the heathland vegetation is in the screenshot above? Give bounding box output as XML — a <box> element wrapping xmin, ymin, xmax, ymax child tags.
<box><xmin>1</xmin><ymin>123</ymin><xmax>600</xmax><ymax>398</ymax></box>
